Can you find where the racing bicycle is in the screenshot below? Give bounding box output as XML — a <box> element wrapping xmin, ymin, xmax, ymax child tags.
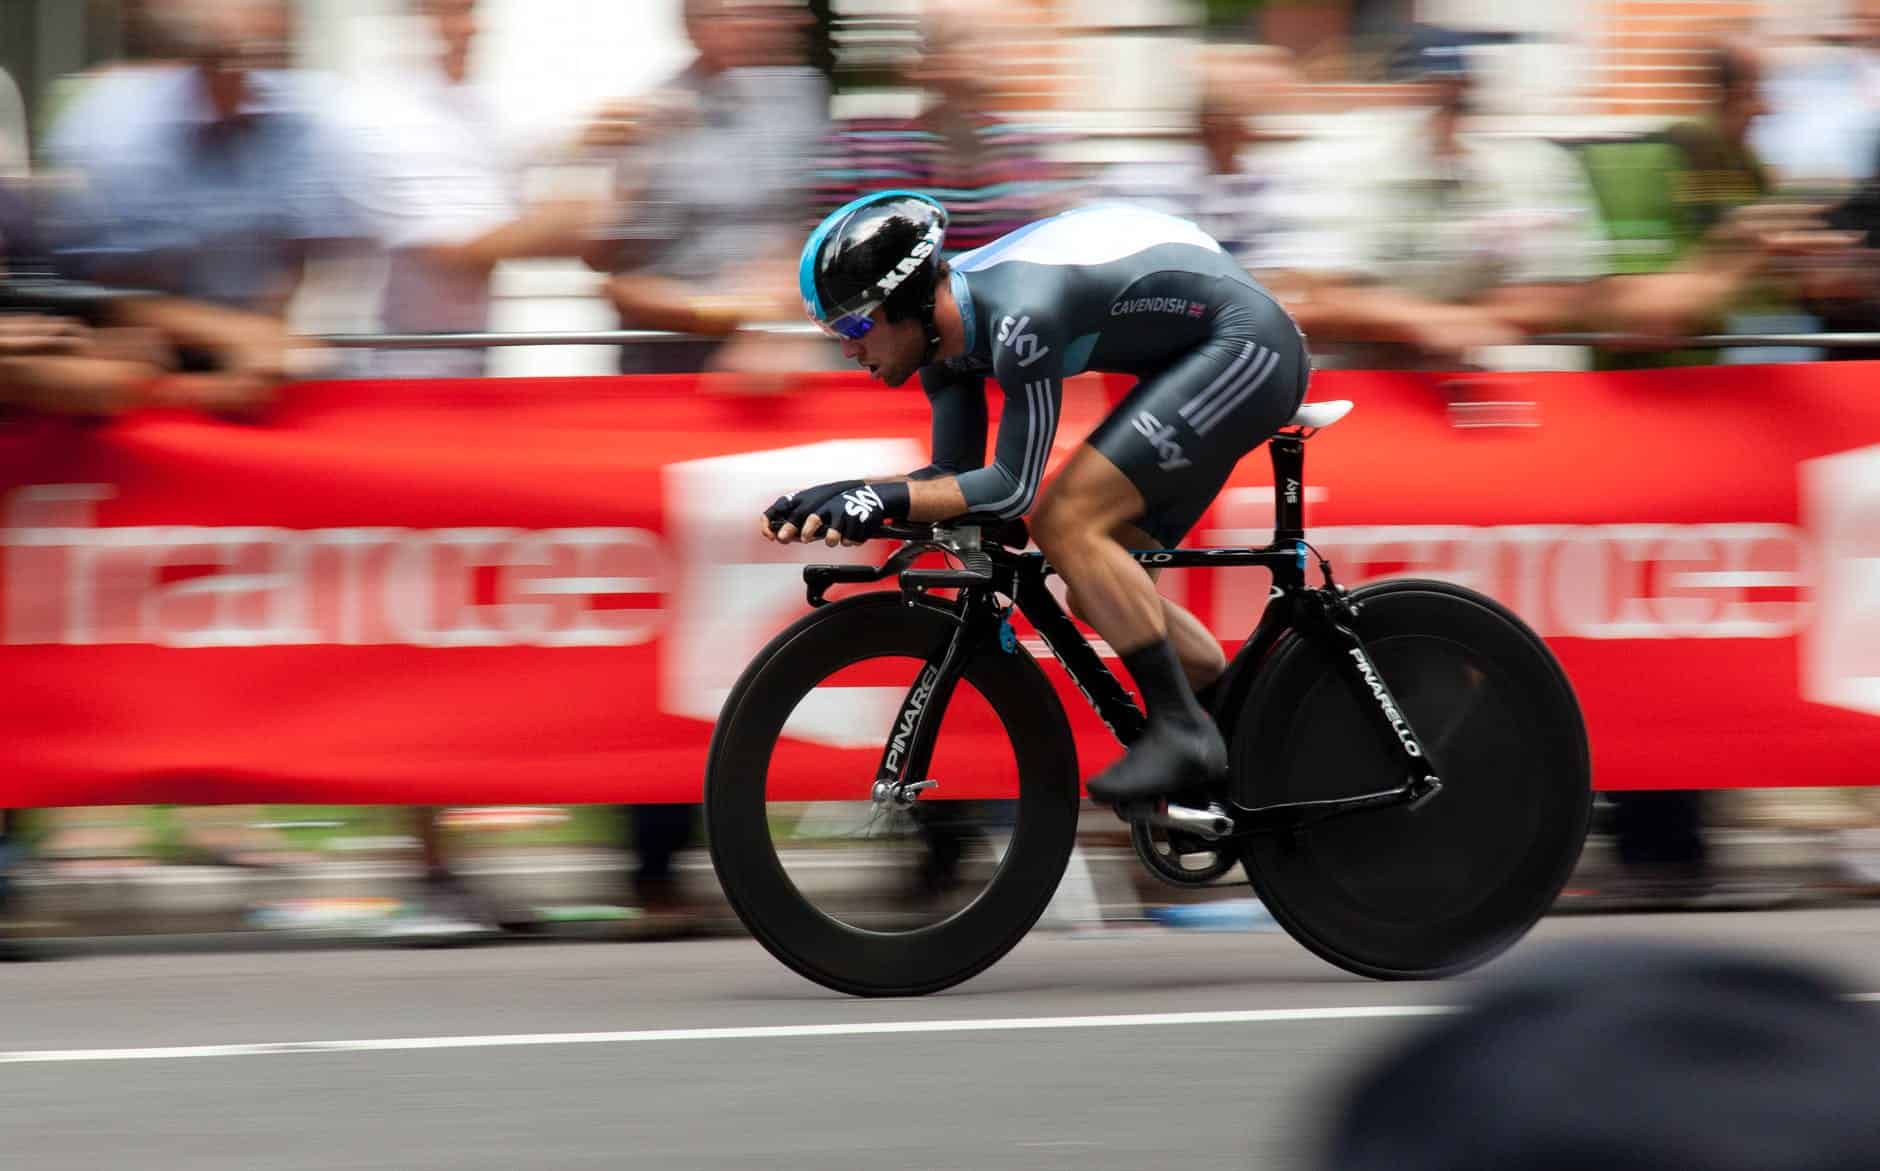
<box><xmin>705</xmin><ymin>400</ymin><xmax>1592</xmax><ymax>996</ymax></box>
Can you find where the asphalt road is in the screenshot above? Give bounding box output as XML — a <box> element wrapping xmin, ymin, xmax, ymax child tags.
<box><xmin>6</xmin><ymin>909</ymin><xmax>1880</xmax><ymax>1170</ymax></box>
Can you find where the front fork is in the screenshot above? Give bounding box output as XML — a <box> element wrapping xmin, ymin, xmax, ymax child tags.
<box><xmin>869</xmin><ymin>590</ymin><xmax>1000</xmax><ymax>804</ymax></box>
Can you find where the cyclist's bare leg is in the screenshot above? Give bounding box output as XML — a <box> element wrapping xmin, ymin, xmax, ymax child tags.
<box><xmin>1033</xmin><ymin>445</ymin><xmax>1227</xmax><ymax>802</ymax></box>
<box><xmin>1032</xmin><ymin>447</ymin><xmax>1169</xmax><ymax>657</ymax></box>
<box><xmin>1064</xmin><ymin>522</ymin><xmax>1224</xmax><ymax>691</ymax></box>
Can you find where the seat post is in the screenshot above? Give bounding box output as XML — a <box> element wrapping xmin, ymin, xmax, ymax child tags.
<box><xmin>1269</xmin><ymin>435</ymin><xmax>1305</xmax><ymax>542</ymax></box>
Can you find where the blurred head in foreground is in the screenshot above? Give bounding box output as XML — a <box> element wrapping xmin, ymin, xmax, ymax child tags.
<box><xmin>1321</xmin><ymin>939</ymin><xmax>1880</xmax><ymax>1171</ymax></box>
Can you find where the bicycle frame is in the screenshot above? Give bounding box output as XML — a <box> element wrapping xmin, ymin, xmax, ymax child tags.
<box><xmin>803</xmin><ymin>433</ymin><xmax>1444</xmax><ymax>834</ymax></box>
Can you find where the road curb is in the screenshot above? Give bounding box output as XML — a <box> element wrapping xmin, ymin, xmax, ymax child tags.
<box><xmin>4</xmin><ymin>827</ymin><xmax>1869</xmax><ymax>954</ymax></box>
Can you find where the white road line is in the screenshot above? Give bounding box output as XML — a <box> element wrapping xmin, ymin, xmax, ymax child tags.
<box><xmin>11</xmin><ymin>997</ymin><xmax>1877</xmax><ymax>1067</ymax></box>
<box><xmin>0</xmin><ymin>1006</ymin><xmax>1458</xmax><ymax>1067</ymax></box>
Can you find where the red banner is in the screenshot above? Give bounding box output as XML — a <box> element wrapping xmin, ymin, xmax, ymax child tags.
<box><xmin>3</xmin><ymin>363</ymin><xmax>1878</xmax><ymax>806</ymax></box>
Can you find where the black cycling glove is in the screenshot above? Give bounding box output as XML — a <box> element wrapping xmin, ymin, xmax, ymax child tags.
<box><xmin>807</xmin><ymin>481</ymin><xmax>911</xmax><ymax>543</ymax></box>
<box><xmin>766</xmin><ymin>480</ymin><xmax>862</xmax><ymax>534</ymax></box>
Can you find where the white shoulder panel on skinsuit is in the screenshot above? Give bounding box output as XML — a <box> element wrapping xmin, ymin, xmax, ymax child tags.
<box><xmin>952</xmin><ymin>203</ymin><xmax>1223</xmax><ymax>273</ymax></box>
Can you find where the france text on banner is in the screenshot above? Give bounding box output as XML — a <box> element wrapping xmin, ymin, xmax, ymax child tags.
<box><xmin>2</xmin><ymin>363</ymin><xmax>1878</xmax><ymax>805</ymax></box>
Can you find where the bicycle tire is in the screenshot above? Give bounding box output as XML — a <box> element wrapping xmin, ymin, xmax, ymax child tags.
<box><xmin>705</xmin><ymin>592</ymin><xmax>1081</xmax><ymax>996</ymax></box>
<box><xmin>1232</xmin><ymin>579</ymin><xmax>1591</xmax><ymax>980</ymax></box>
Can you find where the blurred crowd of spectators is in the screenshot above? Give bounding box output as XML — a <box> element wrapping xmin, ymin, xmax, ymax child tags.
<box><xmin>5</xmin><ymin>0</ymin><xmax>1880</xmax><ymax>945</ymax></box>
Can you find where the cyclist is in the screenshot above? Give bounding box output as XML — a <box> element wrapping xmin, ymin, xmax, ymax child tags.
<box><xmin>765</xmin><ymin>191</ymin><xmax>1310</xmax><ymax>803</ymax></box>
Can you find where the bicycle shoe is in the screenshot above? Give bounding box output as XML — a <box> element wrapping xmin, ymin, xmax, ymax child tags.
<box><xmin>1089</xmin><ymin>639</ymin><xmax>1229</xmax><ymax>803</ymax></box>
<box><xmin>1087</xmin><ymin>716</ymin><xmax>1228</xmax><ymax>804</ymax></box>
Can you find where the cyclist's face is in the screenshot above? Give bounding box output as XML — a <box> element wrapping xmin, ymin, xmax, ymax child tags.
<box><xmin>839</xmin><ymin>309</ymin><xmax>920</xmax><ymax>387</ymax></box>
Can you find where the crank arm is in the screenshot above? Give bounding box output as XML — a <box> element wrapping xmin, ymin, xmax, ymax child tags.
<box><xmin>1231</xmin><ymin>774</ymin><xmax>1443</xmax><ymax>835</ymax></box>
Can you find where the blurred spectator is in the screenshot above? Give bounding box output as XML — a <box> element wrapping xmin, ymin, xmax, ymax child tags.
<box><xmin>32</xmin><ymin>0</ymin><xmax>358</xmax><ymax>878</ymax></box>
<box><xmin>43</xmin><ymin>0</ymin><xmax>362</xmax><ymax>402</ymax></box>
<box><xmin>5</xmin><ymin>53</ymin><xmax>158</xmax><ymax>949</ymax></box>
<box><xmin>1254</xmin><ymin>33</ymin><xmax>1603</xmax><ymax>370</ymax></box>
<box><xmin>809</xmin><ymin>2</ymin><xmax>1072</xmax><ymax>258</ymax></box>
<box><xmin>1811</xmin><ymin>142</ymin><xmax>1880</xmax><ymax>349</ymax></box>
<box><xmin>3</xmin><ymin>60</ymin><xmax>203</xmax><ymax>421</ymax></box>
<box><xmin>2</xmin><ymin>176</ymin><xmax>174</xmax><ymax>418</ymax></box>
<box><xmin>1319</xmin><ymin>939</ymin><xmax>1880</xmax><ymax>1171</ymax></box>
<box><xmin>1750</xmin><ymin>2</ymin><xmax>1880</xmax><ymax>189</ymax></box>
<box><xmin>581</xmin><ymin>0</ymin><xmax>827</xmax><ymax>932</ymax></box>
<box><xmin>1574</xmin><ymin>38</ymin><xmax>1859</xmax><ymax>364</ymax></box>
<box><xmin>345</xmin><ymin>0</ymin><xmax>604</xmax><ymax>379</ymax></box>
<box><xmin>0</xmin><ymin>809</ymin><xmax>18</xmax><ymax>959</ymax></box>
<box><xmin>1778</xmin><ymin>19</ymin><xmax>1880</xmax><ymax>359</ymax></box>
<box><xmin>583</xmin><ymin>0</ymin><xmax>826</xmax><ymax>380</ymax></box>
<box><xmin>338</xmin><ymin>0</ymin><xmax>613</xmax><ymax>939</ymax></box>
<box><xmin>1086</xmin><ymin>46</ymin><xmax>1297</xmax><ymax>266</ymax></box>
<box><xmin>0</xmin><ymin>60</ymin><xmax>26</xmax><ymax>179</ymax></box>
<box><xmin>3</xmin><ymin>135</ymin><xmax>311</xmax><ymax>950</ymax></box>
<box><xmin>1571</xmin><ymin>37</ymin><xmax>1860</xmax><ymax>901</ymax></box>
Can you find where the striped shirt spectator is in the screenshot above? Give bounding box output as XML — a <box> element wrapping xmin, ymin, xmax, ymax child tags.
<box><xmin>811</xmin><ymin>113</ymin><xmax>1072</xmax><ymax>258</ymax></box>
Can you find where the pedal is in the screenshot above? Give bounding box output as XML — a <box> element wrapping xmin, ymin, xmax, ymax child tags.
<box><xmin>1115</xmin><ymin>799</ymin><xmax>1235</xmax><ymax>841</ymax></box>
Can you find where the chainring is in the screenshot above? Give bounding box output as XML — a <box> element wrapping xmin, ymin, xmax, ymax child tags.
<box><xmin>1129</xmin><ymin>819</ymin><xmax>1239</xmax><ymax>887</ymax></box>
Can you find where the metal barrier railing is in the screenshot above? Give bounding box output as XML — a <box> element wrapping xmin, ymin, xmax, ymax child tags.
<box><xmin>315</xmin><ymin>328</ymin><xmax>1880</xmax><ymax>352</ymax></box>
<box><xmin>317</xmin><ymin>325</ymin><xmax>826</xmax><ymax>349</ymax></box>
<box><xmin>1528</xmin><ymin>332</ymin><xmax>1880</xmax><ymax>351</ymax></box>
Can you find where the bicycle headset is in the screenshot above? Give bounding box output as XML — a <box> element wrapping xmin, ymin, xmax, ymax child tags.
<box><xmin>798</xmin><ymin>190</ymin><xmax>948</xmax><ymax>364</ymax></box>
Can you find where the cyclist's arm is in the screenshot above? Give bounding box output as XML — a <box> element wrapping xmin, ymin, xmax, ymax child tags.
<box><xmin>902</xmin><ymin>349</ymin><xmax>1062</xmax><ymax>522</ymax></box>
<box><xmin>909</xmin><ymin>365</ymin><xmax>988</xmax><ymax>480</ymax></box>
<box><xmin>902</xmin><ymin>476</ymin><xmax>971</xmax><ymax>522</ymax></box>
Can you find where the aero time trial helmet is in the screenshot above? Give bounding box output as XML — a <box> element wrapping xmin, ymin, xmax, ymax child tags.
<box><xmin>798</xmin><ymin>191</ymin><xmax>948</xmax><ymax>343</ymax></box>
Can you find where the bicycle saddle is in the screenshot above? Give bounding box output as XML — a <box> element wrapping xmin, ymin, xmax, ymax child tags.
<box><xmin>1286</xmin><ymin>400</ymin><xmax>1354</xmax><ymax>431</ymax></box>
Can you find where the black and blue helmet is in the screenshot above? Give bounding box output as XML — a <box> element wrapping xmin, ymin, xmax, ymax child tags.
<box><xmin>798</xmin><ymin>190</ymin><xmax>948</xmax><ymax>343</ymax></box>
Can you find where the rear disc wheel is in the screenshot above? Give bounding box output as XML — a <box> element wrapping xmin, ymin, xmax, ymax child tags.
<box><xmin>1232</xmin><ymin>581</ymin><xmax>1591</xmax><ymax>979</ymax></box>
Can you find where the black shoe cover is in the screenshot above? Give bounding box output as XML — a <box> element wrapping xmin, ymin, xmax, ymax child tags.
<box><xmin>1087</xmin><ymin>717</ymin><xmax>1227</xmax><ymax>804</ymax></box>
